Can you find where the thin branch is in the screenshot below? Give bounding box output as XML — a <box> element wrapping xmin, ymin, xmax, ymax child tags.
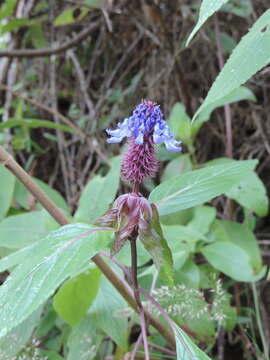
<box><xmin>0</xmin><ymin>21</ymin><xmax>99</xmax><ymax>58</ymax></box>
<box><xmin>0</xmin><ymin>146</ymin><xmax>175</xmax><ymax>348</ymax></box>
<box><xmin>214</xmin><ymin>15</ymin><xmax>233</xmax><ymax>158</ymax></box>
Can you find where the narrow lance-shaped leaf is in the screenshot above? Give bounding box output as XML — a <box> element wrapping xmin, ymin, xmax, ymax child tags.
<box><xmin>0</xmin><ymin>224</ymin><xmax>112</xmax><ymax>338</ymax></box>
<box><xmin>149</xmin><ymin>160</ymin><xmax>257</xmax><ymax>216</ymax></box>
<box><xmin>193</xmin><ymin>9</ymin><xmax>270</xmax><ymax>120</ymax></box>
<box><xmin>139</xmin><ymin>204</ymin><xmax>174</xmax><ymax>286</ymax></box>
<box><xmin>186</xmin><ymin>0</ymin><xmax>230</xmax><ymax>46</ymax></box>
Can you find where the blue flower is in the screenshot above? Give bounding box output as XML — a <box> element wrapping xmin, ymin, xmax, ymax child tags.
<box><xmin>106</xmin><ymin>100</ymin><xmax>182</xmax><ymax>152</ymax></box>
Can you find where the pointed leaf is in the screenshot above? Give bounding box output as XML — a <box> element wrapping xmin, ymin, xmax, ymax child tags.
<box><xmin>186</xmin><ymin>0</ymin><xmax>229</xmax><ymax>46</ymax></box>
<box><xmin>149</xmin><ymin>160</ymin><xmax>257</xmax><ymax>216</ymax></box>
<box><xmin>139</xmin><ymin>205</ymin><xmax>174</xmax><ymax>285</ymax></box>
<box><xmin>193</xmin><ymin>9</ymin><xmax>270</xmax><ymax>120</ymax></box>
<box><xmin>0</xmin><ymin>224</ymin><xmax>112</xmax><ymax>338</ymax></box>
<box><xmin>0</xmin><ymin>165</ymin><xmax>15</xmax><ymax>220</ymax></box>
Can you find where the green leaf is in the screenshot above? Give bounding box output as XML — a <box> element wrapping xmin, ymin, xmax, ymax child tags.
<box><xmin>208</xmin><ymin>220</ymin><xmax>263</xmax><ymax>273</ymax></box>
<box><xmin>1</xmin><ymin>18</ymin><xmax>30</xmax><ymax>33</ymax></box>
<box><xmin>222</xmin><ymin>0</ymin><xmax>253</xmax><ymax>18</ymax></box>
<box><xmin>149</xmin><ymin>160</ymin><xmax>257</xmax><ymax>216</ymax></box>
<box><xmin>0</xmin><ymin>118</ymin><xmax>76</xmax><ymax>134</ymax></box>
<box><xmin>139</xmin><ymin>205</ymin><xmax>174</xmax><ymax>286</ymax></box>
<box><xmin>161</xmin><ymin>155</ymin><xmax>192</xmax><ymax>182</ymax></box>
<box><xmin>173</xmin><ymin>322</ymin><xmax>212</xmax><ymax>360</ymax></box>
<box><xmin>0</xmin><ymin>308</ymin><xmax>42</xmax><ymax>360</ymax></box>
<box><xmin>188</xmin><ymin>206</ymin><xmax>216</xmax><ymax>235</ymax></box>
<box><xmin>0</xmin><ymin>0</ymin><xmax>17</xmax><ymax>21</ymax></box>
<box><xmin>0</xmin><ymin>165</ymin><xmax>15</xmax><ymax>220</ymax></box>
<box><xmin>0</xmin><ymin>224</ymin><xmax>112</xmax><ymax>338</ymax></box>
<box><xmin>175</xmin><ymin>259</ymin><xmax>200</xmax><ymax>288</ymax></box>
<box><xmin>53</xmin><ymin>267</ymin><xmax>101</xmax><ymax>326</ymax></box>
<box><xmin>201</xmin><ymin>242</ymin><xmax>262</xmax><ymax>281</ymax></box>
<box><xmin>54</xmin><ymin>7</ymin><xmax>89</xmax><ymax>26</ymax></box>
<box><xmin>74</xmin><ymin>157</ymin><xmax>120</xmax><ymax>223</ymax></box>
<box><xmin>193</xmin><ymin>9</ymin><xmax>270</xmax><ymax>120</ymax></box>
<box><xmin>0</xmin><ymin>211</ymin><xmax>50</xmax><ymax>249</ymax></box>
<box><xmin>89</xmin><ymin>277</ymin><xmax>129</xmax><ymax>350</ymax></box>
<box><xmin>67</xmin><ymin>315</ymin><xmax>102</xmax><ymax>360</ymax></box>
<box><xmin>191</xmin><ymin>86</ymin><xmax>256</xmax><ymax>137</ymax></box>
<box><xmin>168</xmin><ymin>103</ymin><xmax>192</xmax><ymax>145</ymax></box>
<box><xmin>226</xmin><ymin>172</ymin><xmax>268</xmax><ymax>216</ymax></box>
<box><xmin>186</xmin><ymin>0</ymin><xmax>230</xmax><ymax>46</ymax></box>
<box><xmin>14</xmin><ymin>178</ymin><xmax>70</xmax><ymax>214</ymax></box>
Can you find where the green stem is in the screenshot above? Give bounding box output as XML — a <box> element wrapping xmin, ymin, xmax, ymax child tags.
<box><xmin>251</xmin><ymin>282</ymin><xmax>269</xmax><ymax>360</ymax></box>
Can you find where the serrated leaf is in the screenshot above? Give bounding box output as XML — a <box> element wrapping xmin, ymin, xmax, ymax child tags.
<box><xmin>74</xmin><ymin>157</ymin><xmax>120</xmax><ymax>223</ymax></box>
<box><xmin>149</xmin><ymin>160</ymin><xmax>257</xmax><ymax>216</ymax></box>
<box><xmin>53</xmin><ymin>267</ymin><xmax>101</xmax><ymax>326</ymax></box>
<box><xmin>186</xmin><ymin>0</ymin><xmax>230</xmax><ymax>46</ymax></box>
<box><xmin>193</xmin><ymin>9</ymin><xmax>270</xmax><ymax>120</ymax></box>
<box><xmin>139</xmin><ymin>205</ymin><xmax>174</xmax><ymax>285</ymax></box>
<box><xmin>173</xmin><ymin>322</ymin><xmax>212</xmax><ymax>360</ymax></box>
<box><xmin>0</xmin><ymin>224</ymin><xmax>112</xmax><ymax>338</ymax></box>
<box><xmin>0</xmin><ymin>165</ymin><xmax>15</xmax><ymax>220</ymax></box>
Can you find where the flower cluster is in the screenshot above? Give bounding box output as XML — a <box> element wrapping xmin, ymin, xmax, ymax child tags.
<box><xmin>107</xmin><ymin>100</ymin><xmax>182</xmax><ymax>152</ymax></box>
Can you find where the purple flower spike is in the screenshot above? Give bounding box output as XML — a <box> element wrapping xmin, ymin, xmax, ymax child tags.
<box><xmin>106</xmin><ymin>100</ymin><xmax>182</xmax><ymax>151</ymax></box>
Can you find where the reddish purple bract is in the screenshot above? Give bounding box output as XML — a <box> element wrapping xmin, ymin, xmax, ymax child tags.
<box><xmin>121</xmin><ymin>136</ymin><xmax>158</xmax><ymax>183</ymax></box>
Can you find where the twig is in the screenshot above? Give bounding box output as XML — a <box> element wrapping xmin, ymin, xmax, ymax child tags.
<box><xmin>0</xmin><ymin>21</ymin><xmax>100</xmax><ymax>58</ymax></box>
<box><xmin>214</xmin><ymin>15</ymin><xmax>233</xmax><ymax>158</ymax></box>
<box><xmin>0</xmin><ymin>146</ymin><xmax>175</xmax><ymax>348</ymax></box>
<box><xmin>130</xmin><ymin>333</ymin><xmax>143</xmax><ymax>360</ymax></box>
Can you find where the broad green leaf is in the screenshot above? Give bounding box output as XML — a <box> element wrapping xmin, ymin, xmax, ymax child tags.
<box><xmin>191</xmin><ymin>86</ymin><xmax>256</xmax><ymax>137</ymax></box>
<box><xmin>1</xmin><ymin>18</ymin><xmax>30</xmax><ymax>33</ymax></box>
<box><xmin>0</xmin><ymin>308</ymin><xmax>42</xmax><ymax>360</ymax></box>
<box><xmin>67</xmin><ymin>315</ymin><xmax>102</xmax><ymax>360</ymax></box>
<box><xmin>0</xmin><ymin>0</ymin><xmax>17</xmax><ymax>21</ymax></box>
<box><xmin>226</xmin><ymin>172</ymin><xmax>268</xmax><ymax>217</ymax></box>
<box><xmin>161</xmin><ymin>155</ymin><xmax>192</xmax><ymax>182</ymax></box>
<box><xmin>14</xmin><ymin>178</ymin><xmax>70</xmax><ymax>214</ymax></box>
<box><xmin>0</xmin><ymin>224</ymin><xmax>112</xmax><ymax>338</ymax></box>
<box><xmin>163</xmin><ymin>224</ymin><xmax>205</xmax><ymax>255</ymax></box>
<box><xmin>0</xmin><ymin>211</ymin><xmax>49</xmax><ymax>249</ymax></box>
<box><xmin>139</xmin><ymin>205</ymin><xmax>174</xmax><ymax>286</ymax></box>
<box><xmin>0</xmin><ymin>118</ymin><xmax>76</xmax><ymax>133</ymax></box>
<box><xmin>173</xmin><ymin>322</ymin><xmax>212</xmax><ymax>360</ymax></box>
<box><xmin>222</xmin><ymin>0</ymin><xmax>253</xmax><ymax>18</ymax></box>
<box><xmin>168</xmin><ymin>103</ymin><xmax>192</xmax><ymax>145</ymax></box>
<box><xmin>201</xmin><ymin>242</ymin><xmax>262</xmax><ymax>281</ymax></box>
<box><xmin>0</xmin><ymin>165</ymin><xmax>15</xmax><ymax>220</ymax></box>
<box><xmin>176</xmin><ymin>259</ymin><xmax>200</xmax><ymax>289</ymax></box>
<box><xmin>149</xmin><ymin>160</ymin><xmax>257</xmax><ymax>216</ymax></box>
<box><xmin>74</xmin><ymin>157</ymin><xmax>120</xmax><ymax>223</ymax></box>
<box><xmin>205</xmin><ymin>158</ymin><xmax>268</xmax><ymax>216</ymax></box>
<box><xmin>193</xmin><ymin>9</ymin><xmax>270</xmax><ymax>120</ymax></box>
<box><xmin>208</xmin><ymin>220</ymin><xmax>263</xmax><ymax>272</ymax></box>
<box><xmin>188</xmin><ymin>206</ymin><xmax>216</xmax><ymax>235</ymax></box>
<box><xmin>53</xmin><ymin>267</ymin><xmax>101</xmax><ymax>326</ymax></box>
<box><xmin>89</xmin><ymin>277</ymin><xmax>129</xmax><ymax>350</ymax></box>
<box><xmin>54</xmin><ymin>7</ymin><xmax>89</xmax><ymax>26</ymax></box>
<box><xmin>186</xmin><ymin>0</ymin><xmax>230</xmax><ymax>46</ymax></box>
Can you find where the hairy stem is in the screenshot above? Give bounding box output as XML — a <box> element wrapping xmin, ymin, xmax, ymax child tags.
<box><xmin>0</xmin><ymin>146</ymin><xmax>175</xmax><ymax>348</ymax></box>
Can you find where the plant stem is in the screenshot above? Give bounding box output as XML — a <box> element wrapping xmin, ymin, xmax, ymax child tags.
<box><xmin>0</xmin><ymin>145</ymin><xmax>175</xmax><ymax>348</ymax></box>
<box><xmin>130</xmin><ymin>234</ymin><xmax>150</xmax><ymax>360</ymax></box>
<box><xmin>251</xmin><ymin>282</ymin><xmax>269</xmax><ymax>360</ymax></box>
